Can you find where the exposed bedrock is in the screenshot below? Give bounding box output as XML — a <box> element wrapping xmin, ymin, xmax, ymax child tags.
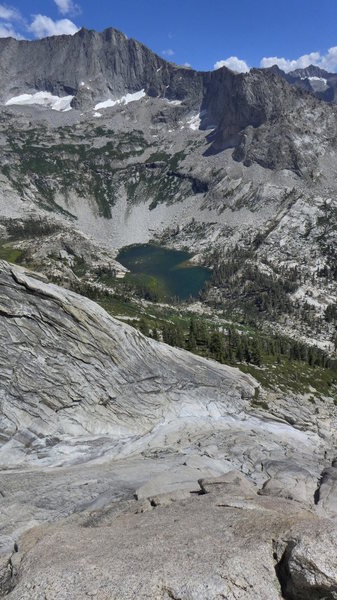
<box><xmin>2</xmin><ymin>474</ymin><xmax>337</xmax><ymax>600</ymax></box>
<box><xmin>0</xmin><ymin>259</ymin><xmax>255</xmax><ymax>466</ymax></box>
<box><xmin>0</xmin><ymin>262</ymin><xmax>337</xmax><ymax>598</ymax></box>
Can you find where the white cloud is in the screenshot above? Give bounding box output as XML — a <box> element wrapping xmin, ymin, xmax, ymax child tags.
<box><xmin>162</xmin><ymin>48</ymin><xmax>174</xmax><ymax>57</ymax></box>
<box><xmin>212</xmin><ymin>45</ymin><xmax>337</xmax><ymax>76</ymax></box>
<box><xmin>260</xmin><ymin>46</ymin><xmax>337</xmax><ymax>73</ymax></box>
<box><xmin>54</xmin><ymin>0</ymin><xmax>81</xmax><ymax>16</ymax></box>
<box><xmin>0</xmin><ymin>21</ymin><xmax>22</xmax><ymax>38</ymax></box>
<box><xmin>0</xmin><ymin>2</ymin><xmax>24</xmax><ymax>37</ymax></box>
<box><xmin>214</xmin><ymin>56</ymin><xmax>250</xmax><ymax>73</ymax></box>
<box><xmin>260</xmin><ymin>52</ymin><xmax>321</xmax><ymax>72</ymax></box>
<box><xmin>183</xmin><ymin>62</ymin><xmax>192</xmax><ymax>68</ymax></box>
<box><xmin>0</xmin><ymin>3</ymin><xmax>21</xmax><ymax>21</ymax></box>
<box><xmin>0</xmin><ymin>2</ymin><xmax>81</xmax><ymax>40</ymax></box>
<box><xmin>29</xmin><ymin>14</ymin><xmax>79</xmax><ymax>38</ymax></box>
<box><xmin>316</xmin><ymin>46</ymin><xmax>337</xmax><ymax>72</ymax></box>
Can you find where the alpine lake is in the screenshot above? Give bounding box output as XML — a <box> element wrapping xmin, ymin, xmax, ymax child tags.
<box><xmin>117</xmin><ymin>244</ymin><xmax>211</xmax><ymax>301</ymax></box>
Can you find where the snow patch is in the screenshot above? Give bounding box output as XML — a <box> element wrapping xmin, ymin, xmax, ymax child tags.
<box><xmin>164</xmin><ymin>99</ymin><xmax>182</xmax><ymax>106</ymax></box>
<box><xmin>187</xmin><ymin>113</ymin><xmax>201</xmax><ymax>131</ymax></box>
<box><xmin>5</xmin><ymin>92</ymin><xmax>73</xmax><ymax>112</ymax></box>
<box><xmin>93</xmin><ymin>112</ymin><xmax>102</xmax><ymax>118</ymax></box>
<box><xmin>306</xmin><ymin>76</ymin><xmax>328</xmax><ymax>85</ymax></box>
<box><xmin>300</xmin><ymin>76</ymin><xmax>328</xmax><ymax>92</ymax></box>
<box><xmin>94</xmin><ymin>89</ymin><xmax>146</xmax><ymax>111</ymax></box>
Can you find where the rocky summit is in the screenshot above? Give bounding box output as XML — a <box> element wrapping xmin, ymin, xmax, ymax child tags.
<box><xmin>0</xmin><ymin>24</ymin><xmax>337</xmax><ymax>600</ymax></box>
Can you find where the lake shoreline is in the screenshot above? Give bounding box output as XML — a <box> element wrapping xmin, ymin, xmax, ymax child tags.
<box><xmin>117</xmin><ymin>243</ymin><xmax>211</xmax><ymax>301</ymax></box>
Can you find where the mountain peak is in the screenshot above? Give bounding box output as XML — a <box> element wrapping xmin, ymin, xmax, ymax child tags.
<box><xmin>289</xmin><ymin>64</ymin><xmax>333</xmax><ymax>79</ymax></box>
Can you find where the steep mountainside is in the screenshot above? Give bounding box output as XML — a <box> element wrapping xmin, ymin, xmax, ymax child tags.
<box><xmin>0</xmin><ymin>260</ymin><xmax>255</xmax><ymax>467</ymax></box>
<box><xmin>265</xmin><ymin>63</ymin><xmax>337</xmax><ymax>102</ymax></box>
<box><xmin>0</xmin><ymin>28</ymin><xmax>336</xmax><ymax>348</ymax></box>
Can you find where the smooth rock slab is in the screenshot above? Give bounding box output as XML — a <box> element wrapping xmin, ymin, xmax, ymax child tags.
<box><xmin>0</xmin><ymin>260</ymin><xmax>255</xmax><ymax>466</ymax></box>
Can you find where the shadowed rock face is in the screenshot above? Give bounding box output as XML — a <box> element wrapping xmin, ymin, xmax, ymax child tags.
<box><xmin>1</xmin><ymin>26</ymin><xmax>332</xmax><ymax>173</ymax></box>
<box><xmin>205</xmin><ymin>69</ymin><xmax>337</xmax><ymax>172</ymax></box>
<box><xmin>0</xmin><ymin>28</ymin><xmax>205</xmax><ymax>109</ymax></box>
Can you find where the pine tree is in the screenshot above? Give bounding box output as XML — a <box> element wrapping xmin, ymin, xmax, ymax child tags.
<box><xmin>138</xmin><ymin>317</ymin><xmax>149</xmax><ymax>336</ymax></box>
<box><xmin>250</xmin><ymin>338</ymin><xmax>262</xmax><ymax>366</ymax></box>
<box><xmin>151</xmin><ymin>327</ymin><xmax>159</xmax><ymax>341</ymax></box>
<box><xmin>209</xmin><ymin>331</ymin><xmax>225</xmax><ymax>363</ymax></box>
<box><xmin>236</xmin><ymin>342</ymin><xmax>243</xmax><ymax>362</ymax></box>
<box><xmin>244</xmin><ymin>340</ymin><xmax>251</xmax><ymax>364</ymax></box>
<box><xmin>187</xmin><ymin>317</ymin><xmax>197</xmax><ymax>351</ymax></box>
<box><xmin>187</xmin><ymin>331</ymin><xmax>197</xmax><ymax>351</ymax></box>
<box><xmin>162</xmin><ymin>322</ymin><xmax>185</xmax><ymax>348</ymax></box>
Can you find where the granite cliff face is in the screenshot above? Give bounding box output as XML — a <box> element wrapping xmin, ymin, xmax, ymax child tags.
<box><xmin>204</xmin><ymin>68</ymin><xmax>336</xmax><ymax>172</ymax></box>
<box><xmin>1</xmin><ymin>26</ymin><xmax>330</xmax><ymax>153</ymax></box>
<box><xmin>0</xmin><ymin>28</ymin><xmax>205</xmax><ymax>110</ymax></box>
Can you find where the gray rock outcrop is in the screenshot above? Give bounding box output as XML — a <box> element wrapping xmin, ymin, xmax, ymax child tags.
<box><xmin>3</xmin><ymin>474</ymin><xmax>337</xmax><ymax>600</ymax></box>
<box><xmin>0</xmin><ymin>260</ymin><xmax>255</xmax><ymax>466</ymax></box>
<box><xmin>0</xmin><ymin>28</ymin><xmax>205</xmax><ymax>110</ymax></box>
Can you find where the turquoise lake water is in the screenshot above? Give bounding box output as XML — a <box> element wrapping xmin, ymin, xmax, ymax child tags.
<box><xmin>117</xmin><ymin>244</ymin><xmax>211</xmax><ymax>301</ymax></box>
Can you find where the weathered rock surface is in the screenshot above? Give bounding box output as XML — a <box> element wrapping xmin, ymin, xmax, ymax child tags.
<box><xmin>0</xmin><ymin>262</ymin><xmax>336</xmax><ymax>597</ymax></box>
<box><xmin>315</xmin><ymin>460</ymin><xmax>337</xmax><ymax>518</ymax></box>
<box><xmin>3</xmin><ymin>474</ymin><xmax>337</xmax><ymax>600</ymax></box>
<box><xmin>0</xmin><ymin>260</ymin><xmax>255</xmax><ymax>466</ymax></box>
<box><xmin>275</xmin><ymin>526</ymin><xmax>337</xmax><ymax>599</ymax></box>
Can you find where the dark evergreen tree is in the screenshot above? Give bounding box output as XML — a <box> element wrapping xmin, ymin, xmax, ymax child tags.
<box><xmin>138</xmin><ymin>317</ymin><xmax>149</xmax><ymax>336</ymax></box>
<box><xmin>209</xmin><ymin>331</ymin><xmax>225</xmax><ymax>363</ymax></box>
<box><xmin>250</xmin><ymin>338</ymin><xmax>262</xmax><ymax>366</ymax></box>
<box><xmin>151</xmin><ymin>327</ymin><xmax>159</xmax><ymax>341</ymax></box>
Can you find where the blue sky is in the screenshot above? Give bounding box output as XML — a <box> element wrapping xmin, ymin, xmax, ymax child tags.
<box><xmin>2</xmin><ymin>0</ymin><xmax>337</xmax><ymax>73</ymax></box>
